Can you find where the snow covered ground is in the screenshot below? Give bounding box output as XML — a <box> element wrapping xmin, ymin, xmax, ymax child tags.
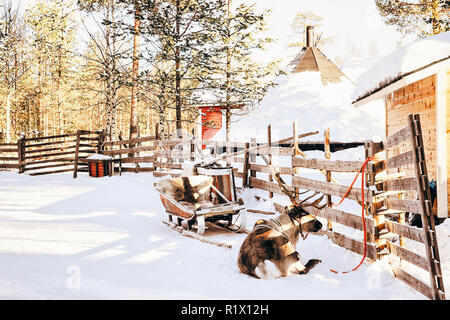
<box><xmin>0</xmin><ymin>170</ymin><xmax>448</xmax><ymax>300</ymax></box>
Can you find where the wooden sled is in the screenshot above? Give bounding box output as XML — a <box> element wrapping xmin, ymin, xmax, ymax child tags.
<box><xmin>154</xmin><ymin>174</ymin><xmax>247</xmax><ymax>236</ymax></box>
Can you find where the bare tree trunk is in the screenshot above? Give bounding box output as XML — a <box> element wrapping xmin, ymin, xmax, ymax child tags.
<box><xmin>129</xmin><ymin>2</ymin><xmax>140</xmax><ymax>145</ymax></box>
<box><xmin>175</xmin><ymin>0</ymin><xmax>182</xmax><ymax>137</ymax></box>
<box><xmin>225</xmin><ymin>0</ymin><xmax>232</xmax><ymax>142</ymax></box>
<box><xmin>6</xmin><ymin>90</ymin><xmax>11</xmax><ymax>142</ymax></box>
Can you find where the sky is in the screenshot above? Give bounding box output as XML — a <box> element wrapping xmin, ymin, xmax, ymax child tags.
<box><xmin>17</xmin><ymin>0</ymin><xmax>407</xmax><ymax>66</ymax></box>
<box><xmin>250</xmin><ymin>0</ymin><xmax>407</xmax><ymax>65</ymax></box>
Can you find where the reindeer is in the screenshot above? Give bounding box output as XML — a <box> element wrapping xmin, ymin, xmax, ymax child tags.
<box><xmin>237</xmin><ymin>168</ymin><xmax>325</xmax><ymax>279</ymax></box>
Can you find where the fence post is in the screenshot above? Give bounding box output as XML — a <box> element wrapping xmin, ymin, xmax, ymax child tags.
<box><xmin>249</xmin><ymin>138</ymin><xmax>256</xmax><ymax>184</ymax></box>
<box><xmin>17</xmin><ymin>135</ymin><xmax>25</xmax><ymax>174</ymax></box>
<box><xmin>267</xmin><ymin>125</ymin><xmax>273</xmax><ymax>198</ymax></box>
<box><xmin>73</xmin><ymin>130</ymin><xmax>81</xmax><ymax>179</ymax></box>
<box><xmin>98</xmin><ymin>129</ymin><xmax>105</xmax><ymax>154</ymax></box>
<box><xmin>324</xmin><ymin>128</ymin><xmax>332</xmax><ymax>231</ymax></box>
<box><xmin>242</xmin><ymin>142</ymin><xmax>250</xmax><ymax>188</ymax></box>
<box><xmin>365</xmin><ymin>141</ymin><xmax>381</xmax><ymax>250</ymax></box>
<box><xmin>293</xmin><ymin>120</ymin><xmax>300</xmax><ymax>198</ymax></box>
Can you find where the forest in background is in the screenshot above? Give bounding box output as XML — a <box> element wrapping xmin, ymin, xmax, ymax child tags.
<box><xmin>0</xmin><ymin>0</ymin><xmax>448</xmax><ymax>143</ymax></box>
<box><xmin>0</xmin><ymin>0</ymin><xmax>281</xmax><ymax>143</ymax></box>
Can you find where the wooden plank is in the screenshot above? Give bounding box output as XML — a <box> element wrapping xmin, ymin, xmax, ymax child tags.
<box><xmin>24</xmin><ymin>151</ymin><xmax>75</xmax><ymax>160</ymax></box>
<box><xmin>0</xmin><ymin>148</ymin><xmax>18</xmax><ymax>153</ymax></box>
<box><xmin>249</xmin><ymin>163</ymin><xmax>294</xmax><ymax>175</ymax></box>
<box><xmin>384</xmin><ymin>198</ymin><xmax>423</xmax><ymax>214</ymax></box>
<box><xmin>386</xmin><ymin>241</ymin><xmax>429</xmax><ymax>271</ymax></box>
<box><xmin>371</xmin><ymin>126</ymin><xmax>411</xmax><ymax>154</ymax></box>
<box><xmin>302</xmin><ymin>205</ymin><xmax>375</xmax><ymax>234</ymax></box>
<box><xmin>103</xmin><ymin>135</ymin><xmax>155</xmax><ymax>146</ymax></box>
<box><xmin>23</xmin><ymin>158</ymin><xmax>75</xmax><ymax>166</ymax></box>
<box><xmin>25</xmin><ymin>145</ymin><xmax>75</xmax><ymax>154</ymax></box>
<box><xmin>102</xmin><ymin>145</ymin><xmax>156</xmax><ymax>156</ymax></box>
<box><xmin>73</xmin><ymin>130</ymin><xmax>81</xmax><ymax>179</ymax></box>
<box><xmin>372</xmin><ymin>151</ymin><xmax>414</xmax><ymax>173</ymax></box>
<box><xmin>376</xmin><ymin>177</ymin><xmax>418</xmax><ymax>192</ymax></box>
<box><xmin>384</xmin><ymin>219</ymin><xmax>425</xmax><ymax>243</ymax></box>
<box><xmin>251</xmin><ymin>147</ymin><xmax>294</xmax><ymax>157</ymax></box>
<box><xmin>391</xmin><ymin>266</ymin><xmax>433</xmax><ymax>300</ymax></box>
<box><xmin>154</xmin><ymin>162</ymin><xmax>182</xmax><ymax>169</ymax></box>
<box><xmin>292</xmin><ymin>176</ymin><xmax>372</xmax><ymax>203</ymax></box>
<box><xmin>272</xmin><ymin>130</ymin><xmax>319</xmax><ymax>145</ymax></box>
<box><xmin>119</xmin><ymin>156</ymin><xmax>156</xmax><ymax>164</ymax></box>
<box><xmin>0</xmin><ymin>157</ymin><xmax>18</xmax><ymax>161</ymax></box>
<box><xmin>249</xmin><ymin>177</ymin><xmax>294</xmax><ymax>195</ymax></box>
<box><xmin>292</xmin><ymin>157</ymin><xmax>364</xmax><ymax>172</ymax></box>
<box><xmin>318</xmin><ymin>229</ymin><xmax>378</xmax><ymax>260</ymax></box>
<box><xmin>23</xmin><ymin>133</ymin><xmax>77</xmax><ymax>142</ymax></box>
<box><xmin>24</xmin><ymin>140</ymin><xmax>74</xmax><ymax>149</ymax></box>
<box><xmin>0</xmin><ymin>163</ymin><xmax>19</xmax><ymax>169</ymax></box>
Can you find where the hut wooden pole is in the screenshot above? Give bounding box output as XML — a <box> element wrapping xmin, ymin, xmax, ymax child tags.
<box><xmin>293</xmin><ymin>119</ymin><xmax>300</xmax><ymax>198</ymax></box>
<box><xmin>324</xmin><ymin>128</ymin><xmax>333</xmax><ymax>231</ymax></box>
<box><xmin>267</xmin><ymin>125</ymin><xmax>273</xmax><ymax>198</ymax></box>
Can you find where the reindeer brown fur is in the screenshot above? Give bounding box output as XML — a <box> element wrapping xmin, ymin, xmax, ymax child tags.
<box><xmin>237</xmin><ymin>165</ymin><xmax>325</xmax><ymax>279</ymax></box>
<box><xmin>237</xmin><ymin>204</ymin><xmax>323</xmax><ymax>279</ymax></box>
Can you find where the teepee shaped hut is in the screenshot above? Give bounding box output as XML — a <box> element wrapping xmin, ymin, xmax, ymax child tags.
<box><xmin>288</xmin><ymin>26</ymin><xmax>350</xmax><ymax>85</ymax></box>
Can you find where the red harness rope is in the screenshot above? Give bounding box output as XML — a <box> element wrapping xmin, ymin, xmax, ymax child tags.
<box><xmin>328</xmin><ymin>156</ymin><xmax>373</xmax><ymax>274</ymax></box>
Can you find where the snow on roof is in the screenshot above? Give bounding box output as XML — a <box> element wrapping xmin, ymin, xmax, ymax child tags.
<box><xmin>352</xmin><ymin>31</ymin><xmax>450</xmax><ymax>103</ymax></box>
<box><xmin>230</xmin><ymin>70</ymin><xmax>384</xmax><ymax>144</ymax></box>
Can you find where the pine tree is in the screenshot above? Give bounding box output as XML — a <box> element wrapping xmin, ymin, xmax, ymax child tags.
<box><xmin>376</xmin><ymin>0</ymin><xmax>450</xmax><ymax>37</ymax></box>
<box><xmin>138</xmin><ymin>0</ymin><xmax>227</xmax><ymax>138</ymax></box>
<box><xmin>209</xmin><ymin>0</ymin><xmax>281</xmax><ymax>141</ymax></box>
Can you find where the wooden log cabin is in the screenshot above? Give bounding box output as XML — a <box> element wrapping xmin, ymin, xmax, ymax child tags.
<box><xmin>352</xmin><ymin>32</ymin><xmax>450</xmax><ymax>218</ymax></box>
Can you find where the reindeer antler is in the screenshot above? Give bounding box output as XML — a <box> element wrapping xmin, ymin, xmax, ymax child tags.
<box><xmin>269</xmin><ymin>164</ymin><xmax>326</xmax><ymax>209</ymax></box>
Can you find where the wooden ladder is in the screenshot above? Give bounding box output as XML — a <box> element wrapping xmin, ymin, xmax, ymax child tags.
<box><xmin>408</xmin><ymin>114</ymin><xmax>445</xmax><ymax>300</ymax></box>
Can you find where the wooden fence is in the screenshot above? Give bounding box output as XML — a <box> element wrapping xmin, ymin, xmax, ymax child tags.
<box><xmin>0</xmin><ymin>142</ymin><xmax>19</xmax><ymax>170</ymax></box>
<box><xmin>101</xmin><ymin>135</ymin><xmax>157</xmax><ymax>174</ymax></box>
<box><xmin>0</xmin><ymin>130</ymin><xmax>102</xmax><ymax>176</ymax></box>
<box><xmin>24</xmin><ymin>130</ymin><xmax>102</xmax><ymax>176</ymax></box>
<box><xmin>0</xmin><ymin>114</ymin><xmax>444</xmax><ymax>300</ymax></box>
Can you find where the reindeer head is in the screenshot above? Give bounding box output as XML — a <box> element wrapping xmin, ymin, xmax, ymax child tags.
<box><xmin>269</xmin><ymin>163</ymin><xmax>325</xmax><ymax>233</ymax></box>
<box><xmin>285</xmin><ymin>193</ymin><xmax>324</xmax><ymax>233</ymax></box>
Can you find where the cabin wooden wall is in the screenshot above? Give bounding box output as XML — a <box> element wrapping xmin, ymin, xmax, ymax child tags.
<box><xmin>385</xmin><ymin>74</ymin><xmax>437</xmax><ymax>197</ymax></box>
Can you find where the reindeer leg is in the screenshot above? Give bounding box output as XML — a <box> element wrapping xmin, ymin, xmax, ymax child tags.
<box><xmin>298</xmin><ymin>259</ymin><xmax>322</xmax><ymax>275</ymax></box>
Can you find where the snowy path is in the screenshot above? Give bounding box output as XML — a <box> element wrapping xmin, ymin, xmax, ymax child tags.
<box><xmin>0</xmin><ymin>171</ymin><xmax>430</xmax><ymax>299</ymax></box>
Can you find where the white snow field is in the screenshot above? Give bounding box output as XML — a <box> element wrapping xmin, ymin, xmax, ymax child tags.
<box><xmin>0</xmin><ymin>170</ymin><xmax>448</xmax><ymax>300</ymax></box>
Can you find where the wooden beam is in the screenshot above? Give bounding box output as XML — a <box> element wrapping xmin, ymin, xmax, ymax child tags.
<box><xmin>73</xmin><ymin>130</ymin><xmax>81</xmax><ymax>179</ymax></box>
<box><xmin>386</xmin><ymin>241</ymin><xmax>429</xmax><ymax>271</ymax></box>
<box><xmin>292</xmin><ymin>157</ymin><xmax>364</xmax><ymax>172</ymax></box>
<box><xmin>391</xmin><ymin>266</ymin><xmax>434</xmax><ymax>300</ymax></box>
<box><xmin>292</xmin><ymin>176</ymin><xmax>372</xmax><ymax>203</ymax></box>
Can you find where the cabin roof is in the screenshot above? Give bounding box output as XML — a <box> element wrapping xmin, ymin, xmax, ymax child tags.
<box><xmin>352</xmin><ymin>31</ymin><xmax>450</xmax><ymax>106</ymax></box>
